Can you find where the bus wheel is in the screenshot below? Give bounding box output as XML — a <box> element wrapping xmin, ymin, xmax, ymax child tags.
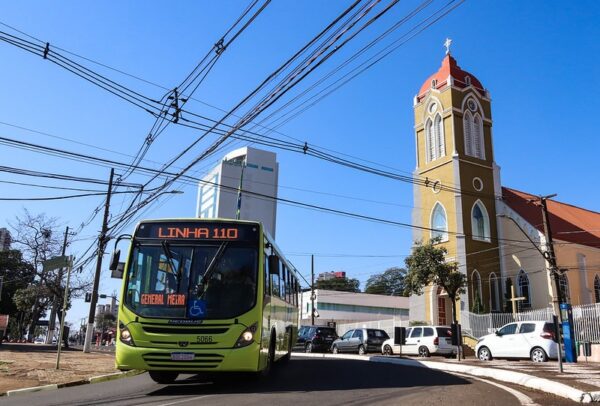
<box><xmin>260</xmin><ymin>333</ymin><xmax>276</xmax><ymax>377</ymax></box>
<box><xmin>148</xmin><ymin>371</ymin><xmax>178</xmax><ymax>384</ymax></box>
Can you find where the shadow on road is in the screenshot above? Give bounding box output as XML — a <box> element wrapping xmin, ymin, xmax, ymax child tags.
<box><xmin>147</xmin><ymin>358</ymin><xmax>470</xmax><ymax>397</ymax></box>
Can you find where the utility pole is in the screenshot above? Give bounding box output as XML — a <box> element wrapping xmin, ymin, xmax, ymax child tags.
<box><xmin>311</xmin><ymin>255</ymin><xmax>315</xmax><ymax>325</ymax></box>
<box><xmin>47</xmin><ymin>226</ymin><xmax>70</xmax><ymax>344</ymax></box>
<box><xmin>535</xmin><ymin>194</ymin><xmax>564</xmax><ymax>373</ymax></box>
<box><xmin>84</xmin><ymin>168</ymin><xmax>114</xmax><ymax>353</ymax></box>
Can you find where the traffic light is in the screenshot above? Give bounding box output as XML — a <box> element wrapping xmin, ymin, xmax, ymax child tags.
<box><xmin>85</xmin><ymin>292</ymin><xmax>92</xmax><ymax>303</ymax></box>
<box><xmin>451</xmin><ymin>323</ymin><xmax>461</xmax><ymax>346</ymax></box>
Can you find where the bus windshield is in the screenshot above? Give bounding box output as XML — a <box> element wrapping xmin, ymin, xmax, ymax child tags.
<box><xmin>124</xmin><ymin>242</ymin><xmax>258</xmax><ymax>319</ymax></box>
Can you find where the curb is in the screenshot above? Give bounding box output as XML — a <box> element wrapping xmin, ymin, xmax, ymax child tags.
<box><xmin>293</xmin><ymin>353</ymin><xmax>598</xmax><ymax>403</ymax></box>
<box><xmin>4</xmin><ymin>370</ymin><xmax>144</xmax><ymax>397</ymax></box>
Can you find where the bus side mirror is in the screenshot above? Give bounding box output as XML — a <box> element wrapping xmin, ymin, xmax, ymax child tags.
<box><xmin>268</xmin><ymin>255</ymin><xmax>279</xmax><ymax>275</ymax></box>
<box><xmin>109</xmin><ymin>249</ymin><xmax>121</xmax><ymax>271</ymax></box>
<box><xmin>111</xmin><ymin>262</ymin><xmax>125</xmax><ymax>279</ymax></box>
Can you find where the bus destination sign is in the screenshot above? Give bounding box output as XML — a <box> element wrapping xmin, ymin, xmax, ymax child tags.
<box><xmin>136</xmin><ymin>222</ymin><xmax>258</xmax><ymax>242</ymax></box>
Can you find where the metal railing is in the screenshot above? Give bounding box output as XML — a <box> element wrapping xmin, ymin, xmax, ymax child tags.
<box><xmin>463</xmin><ymin>303</ymin><xmax>600</xmax><ymax>343</ymax></box>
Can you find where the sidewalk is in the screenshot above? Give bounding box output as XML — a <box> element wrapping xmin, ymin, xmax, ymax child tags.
<box><xmin>295</xmin><ymin>352</ymin><xmax>600</xmax><ymax>403</ymax></box>
<box><xmin>0</xmin><ymin>343</ymin><xmax>118</xmax><ymax>394</ymax></box>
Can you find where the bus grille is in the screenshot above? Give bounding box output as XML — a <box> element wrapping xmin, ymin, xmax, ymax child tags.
<box><xmin>142</xmin><ymin>353</ymin><xmax>224</xmax><ymax>369</ymax></box>
<box><xmin>141</xmin><ymin>326</ymin><xmax>229</xmax><ymax>335</ymax></box>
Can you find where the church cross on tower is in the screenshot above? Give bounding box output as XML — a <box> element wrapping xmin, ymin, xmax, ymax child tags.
<box><xmin>444</xmin><ymin>37</ymin><xmax>452</xmax><ymax>55</ymax></box>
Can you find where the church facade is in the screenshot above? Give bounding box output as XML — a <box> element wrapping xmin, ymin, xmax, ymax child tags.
<box><xmin>409</xmin><ymin>49</ymin><xmax>600</xmax><ymax>326</ymax></box>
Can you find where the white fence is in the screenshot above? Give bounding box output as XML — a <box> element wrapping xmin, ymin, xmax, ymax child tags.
<box><xmin>464</xmin><ymin>303</ymin><xmax>600</xmax><ymax>343</ymax></box>
<box><xmin>335</xmin><ymin>318</ymin><xmax>406</xmax><ymax>338</ymax></box>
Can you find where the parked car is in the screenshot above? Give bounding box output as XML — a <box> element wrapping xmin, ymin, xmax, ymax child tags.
<box><xmin>381</xmin><ymin>326</ymin><xmax>456</xmax><ymax>357</ymax></box>
<box><xmin>475</xmin><ymin>321</ymin><xmax>558</xmax><ymax>362</ymax></box>
<box><xmin>295</xmin><ymin>325</ymin><xmax>338</xmax><ymax>353</ymax></box>
<box><xmin>33</xmin><ymin>337</ymin><xmax>45</xmax><ymax>344</ymax></box>
<box><xmin>332</xmin><ymin>328</ymin><xmax>389</xmax><ymax>355</ymax></box>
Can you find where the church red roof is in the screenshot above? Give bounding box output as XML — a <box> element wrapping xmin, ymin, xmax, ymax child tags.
<box><xmin>417</xmin><ymin>54</ymin><xmax>485</xmax><ymax>101</ymax></box>
<box><xmin>502</xmin><ymin>187</ymin><xmax>600</xmax><ymax>249</ymax></box>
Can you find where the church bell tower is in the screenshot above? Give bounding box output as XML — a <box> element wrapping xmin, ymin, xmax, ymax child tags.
<box><xmin>411</xmin><ymin>40</ymin><xmax>503</xmax><ymax>325</ymax></box>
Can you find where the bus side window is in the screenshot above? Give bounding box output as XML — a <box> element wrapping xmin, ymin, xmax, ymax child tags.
<box><xmin>283</xmin><ymin>266</ymin><xmax>289</xmax><ymax>303</ymax></box>
<box><xmin>271</xmin><ymin>259</ymin><xmax>281</xmax><ymax>298</ymax></box>
<box><xmin>263</xmin><ymin>253</ymin><xmax>270</xmax><ymax>297</ymax></box>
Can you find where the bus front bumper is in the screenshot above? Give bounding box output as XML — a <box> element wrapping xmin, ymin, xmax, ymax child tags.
<box><xmin>115</xmin><ymin>342</ymin><xmax>262</xmax><ymax>373</ymax></box>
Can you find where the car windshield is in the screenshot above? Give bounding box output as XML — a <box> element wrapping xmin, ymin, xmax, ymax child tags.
<box><xmin>316</xmin><ymin>328</ymin><xmax>337</xmax><ymax>336</ymax></box>
<box><xmin>436</xmin><ymin>327</ymin><xmax>452</xmax><ymax>337</ymax></box>
<box><xmin>124</xmin><ymin>243</ymin><xmax>258</xmax><ymax>319</ymax></box>
<box><xmin>367</xmin><ymin>330</ymin><xmax>389</xmax><ymax>339</ymax></box>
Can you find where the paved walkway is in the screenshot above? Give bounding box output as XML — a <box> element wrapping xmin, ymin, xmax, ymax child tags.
<box><xmin>439</xmin><ymin>356</ymin><xmax>600</xmax><ymax>394</ymax></box>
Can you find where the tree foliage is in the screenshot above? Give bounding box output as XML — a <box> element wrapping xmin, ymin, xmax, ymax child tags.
<box><xmin>403</xmin><ymin>239</ymin><xmax>467</xmax><ymax>323</ymax></box>
<box><xmin>315</xmin><ymin>275</ymin><xmax>360</xmax><ymax>292</ymax></box>
<box><xmin>365</xmin><ymin>267</ymin><xmax>407</xmax><ymax>296</ymax></box>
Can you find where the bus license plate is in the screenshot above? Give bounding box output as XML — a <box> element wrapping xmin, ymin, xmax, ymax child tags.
<box><xmin>171</xmin><ymin>352</ymin><xmax>194</xmax><ymax>361</ymax></box>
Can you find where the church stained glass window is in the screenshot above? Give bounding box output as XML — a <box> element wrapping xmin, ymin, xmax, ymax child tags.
<box><xmin>594</xmin><ymin>275</ymin><xmax>600</xmax><ymax>303</ymax></box>
<box><xmin>518</xmin><ymin>271</ymin><xmax>531</xmax><ymax>309</ymax></box>
<box><xmin>471</xmin><ymin>201</ymin><xmax>490</xmax><ymax>242</ymax></box>
<box><xmin>431</xmin><ymin>203</ymin><xmax>448</xmax><ymax>241</ymax></box>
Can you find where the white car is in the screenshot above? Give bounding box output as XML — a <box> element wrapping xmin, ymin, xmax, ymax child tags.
<box><xmin>475</xmin><ymin>320</ymin><xmax>558</xmax><ymax>362</ymax></box>
<box><xmin>381</xmin><ymin>326</ymin><xmax>456</xmax><ymax>357</ymax></box>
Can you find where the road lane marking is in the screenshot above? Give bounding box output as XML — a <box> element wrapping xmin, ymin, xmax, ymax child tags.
<box><xmin>156</xmin><ymin>395</ymin><xmax>213</xmax><ymax>406</ymax></box>
<box><xmin>449</xmin><ymin>372</ymin><xmax>539</xmax><ymax>406</ymax></box>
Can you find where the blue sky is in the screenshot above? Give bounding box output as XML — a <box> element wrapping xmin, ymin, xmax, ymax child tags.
<box><xmin>1</xmin><ymin>1</ymin><xmax>598</xmax><ymax>326</ymax></box>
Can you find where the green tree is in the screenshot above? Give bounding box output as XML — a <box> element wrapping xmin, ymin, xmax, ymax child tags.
<box><xmin>365</xmin><ymin>267</ymin><xmax>407</xmax><ymax>296</ymax></box>
<box><xmin>315</xmin><ymin>275</ymin><xmax>360</xmax><ymax>292</ymax></box>
<box><xmin>471</xmin><ymin>292</ymin><xmax>485</xmax><ymax>314</ymax></box>
<box><xmin>403</xmin><ymin>239</ymin><xmax>467</xmax><ymax>324</ymax></box>
<box><xmin>0</xmin><ymin>249</ymin><xmax>36</xmax><ymax>339</ymax></box>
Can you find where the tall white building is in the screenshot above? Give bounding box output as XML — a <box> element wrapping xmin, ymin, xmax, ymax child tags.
<box><xmin>0</xmin><ymin>228</ymin><xmax>11</xmax><ymax>252</ymax></box>
<box><xmin>196</xmin><ymin>147</ymin><xmax>279</xmax><ymax>237</ymax></box>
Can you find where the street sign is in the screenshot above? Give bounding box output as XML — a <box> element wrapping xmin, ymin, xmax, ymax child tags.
<box><xmin>43</xmin><ymin>256</ymin><xmax>70</xmax><ymax>271</ymax></box>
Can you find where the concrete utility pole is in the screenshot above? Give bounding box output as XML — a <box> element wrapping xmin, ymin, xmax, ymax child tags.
<box><xmin>84</xmin><ymin>168</ymin><xmax>114</xmax><ymax>353</ymax></box>
<box><xmin>56</xmin><ymin>256</ymin><xmax>73</xmax><ymax>369</ymax></box>
<box><xmin>534</xmin><ymin>194</ymin><xmax>564</xmax><ymax>373</ymax></box>
<box><xmin>311</xmin><ymin>255</ymin><xmax>315</xmax><ymax>325</ymax></box>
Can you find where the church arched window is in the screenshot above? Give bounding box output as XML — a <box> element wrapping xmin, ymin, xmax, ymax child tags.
<box><xmin>473</xmin><ymin>114</ymin><xmax>484</xmax><ymax>159</ymax></box>
<box><xmin>463</xmin><ymin>111</ymin><xmax>473</xmax><ymax>156</ymax></box>
<box><xmin>471</xmin><ymin>200</ymin><xmax>491</xmax><ymax>242</ymax></box>
<box><xmin>426</xmin><ymin>118</ymin><xmax>435</xmax><ymax>162</ymax></box>
<box><xmin>431</xmin><ymin>202</ymin><xmax>448</xmax><ymax>242</ymax></box>
<box><xmin>594</xmin><ymin>275</ymin><xmax>600</xmax><ymax>303</ymax></box>
<box><xmin>559</xmin><ymin>274</ymin><xmax>570</xmax><ymax>303</ymax></box>
<box><xmin>518</xmin><ymin>270</ymin><xmax>531</xmax><ymax>309</ymax></box>
<box><xmin>434</xmin><ymin>114</ymin><xmax>445</xmax><ymax>158</ymax></box>
<box><xmin>489</xmin><ymin>273</ymin><xmax>500</xmax><ymax>311</ymax></box>
<box><xmin>471</xmin><ymin>270</ymin><xmax>482</xmax><ymax>310</ymax></box>
<box><xmin>463</xmin><ymin>98</ymin><xmax>485</xmax><ymax>159</ymax></box>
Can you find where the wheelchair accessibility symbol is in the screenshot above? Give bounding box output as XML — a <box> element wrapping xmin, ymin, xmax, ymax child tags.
<box><xmin>188</xmin><ymin>300</ymin><xmax>206</xmax><ymax>319</ymax></box>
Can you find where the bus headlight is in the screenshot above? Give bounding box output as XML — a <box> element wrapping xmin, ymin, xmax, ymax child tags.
<box><xmin>119</xmin><ymin>323</ymin><xmax>135</xmax><ymax>346</ymax></box>
<box><xmin>235</xmin><ymin>323</ymin><xmax>258</xmax><ymax>348</ymax></box>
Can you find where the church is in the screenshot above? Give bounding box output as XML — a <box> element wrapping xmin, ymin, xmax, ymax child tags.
<box><xmin>409</xmin><ymin>42</ymin><xmax>600</xmax><ymax>326</ymax></box>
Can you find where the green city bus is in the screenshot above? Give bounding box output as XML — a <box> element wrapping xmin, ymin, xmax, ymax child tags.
<box><xmin>109</xmin><ymin>218</ymin><xmax>300</xmax><ymax>383</ymax></box>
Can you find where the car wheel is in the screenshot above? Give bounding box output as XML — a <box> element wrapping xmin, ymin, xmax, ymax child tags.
<box><xmin>305</xmin><ymin>342</ymin><xmax>313</xmax><ymax>353</ymax></box>
<box><xmin>383</xmin><ymin>345</ymin><xmax>393</xmax><ymax>356</ymax></box>
<box><xmin>418</xmin><ymin>346</ymin><xmax>430</xmax><ymax>357</ymax></box>
<box><xmin>148</xmin><ymin>371</ymin><xmax>178</xmax><ymax>384</ymax></box>
<box><xmin>531</xmin><ymin>347</ymin><xmax>548</xmax><ymax>362</ymax></box>
<box><xmin>358</xmin><ymin>345</ymin><xmax>366</xmax><ymax>355</ymax></box>
<box><xmin>332</xmin><ymin>345</ymin><xmax>339</xmax><ymax>354</ymax></box>
<box><xmin>477</xmin><ymin>346</ymin><xmax>492</xmax><ymax>361</ymax></box>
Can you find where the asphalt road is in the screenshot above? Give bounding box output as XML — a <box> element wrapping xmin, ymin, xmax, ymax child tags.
<box><xmin>0</xmin><ymin>357</ymin><xmax>576</xmax><ymax>406</ymax></box>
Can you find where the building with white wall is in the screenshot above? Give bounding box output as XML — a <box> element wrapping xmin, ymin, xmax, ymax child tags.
<box><xmin>300</xmin><ymin>289</ymin><xmax>409</xmax><ymax>326</ymax></box>
<box><xmin>196</xmin><ymin>147</ymin><xmax>279</xmax><ymax>237</ymax></box>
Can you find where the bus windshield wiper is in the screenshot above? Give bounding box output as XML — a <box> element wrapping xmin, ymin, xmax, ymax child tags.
<box><xmin>161</xmin><ymin>240</ymin><xmax>180</xmax><ymax>291</ymax></box>
<box><xmin>196</xmin><ymin>242</ymin><xmax>228</xmax><ymax>297</ymax></box>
